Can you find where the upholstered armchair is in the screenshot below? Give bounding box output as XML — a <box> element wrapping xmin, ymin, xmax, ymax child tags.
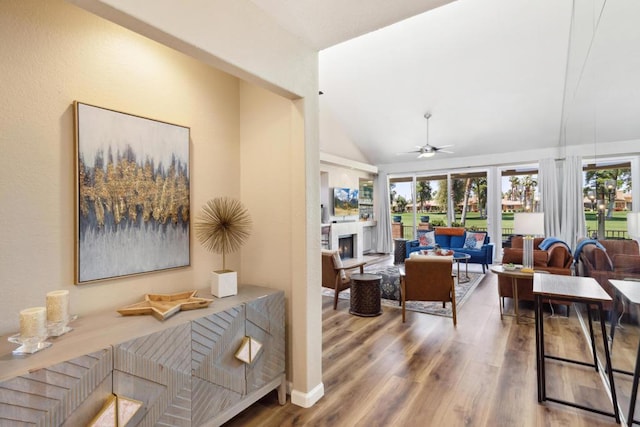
<box><xmin>576</xmin><ymin>238</ymin><xmax>640</xmax><ymax>309</ymax></box>
<box><xmin>401</xmin><ymin>256</ymin><xmax>456</xmax><ymax>325</ymax></box>
<box><xmin>321</xmin><ymin>250</ymin><xmax>366</xmax><ymax>309</ymax></box>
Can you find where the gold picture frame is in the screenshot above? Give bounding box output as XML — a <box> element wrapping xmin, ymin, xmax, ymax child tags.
<box><xmin>74</xmin><ymin>102</ymin><xmax>190</xmax><ymax>284</ymax></box>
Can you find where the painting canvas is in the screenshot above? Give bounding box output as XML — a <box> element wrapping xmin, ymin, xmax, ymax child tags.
<box><xmin>333</xmin><ymin>187</ymin><xmax>359</xmax><ymax>216</ymax></box>
<box><xmin>75</xmin><ymin>102</ymin><xmax>190</xmax><ymax>283</ymax></box>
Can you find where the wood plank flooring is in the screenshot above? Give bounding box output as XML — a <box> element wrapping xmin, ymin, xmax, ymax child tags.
<box><xmin>225</xmin><ymin>265</ymin><xmax>628</xmax><ymax>426</ymax></box>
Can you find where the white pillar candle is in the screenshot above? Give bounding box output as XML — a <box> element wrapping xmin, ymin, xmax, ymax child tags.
<box><xmin>46</xmin><ymin>290</ymin><xmax>69</xmax><ymax>323</ymax></box>
<box><xmin>20</xmin><ymin>307</ymin><xmax>47</xmax><ymax>338</ymax></box>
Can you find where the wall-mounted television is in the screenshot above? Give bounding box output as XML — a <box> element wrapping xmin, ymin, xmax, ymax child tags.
<box><xmin>333</xmin><ymin>187</ymin><xmax>359</xmax><ymax>216</ymax></box>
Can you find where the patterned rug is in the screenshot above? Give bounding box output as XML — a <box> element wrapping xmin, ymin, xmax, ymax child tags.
<box><xmin>322</xmin><ymin>265</ymin><xmax>485</xmax><ymax>318</ymax></box>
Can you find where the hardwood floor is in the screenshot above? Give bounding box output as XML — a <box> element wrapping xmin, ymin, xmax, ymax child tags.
<box><xmin>225</xmin><ymin>266</ymin><xmax>628</xmax><ymax>426</ymax></box>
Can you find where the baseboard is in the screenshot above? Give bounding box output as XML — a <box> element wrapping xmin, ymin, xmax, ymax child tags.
<box><xmin>290</xmin><ymin>382</ymin><xmax>325</xmax><ymax>408</ymax></box>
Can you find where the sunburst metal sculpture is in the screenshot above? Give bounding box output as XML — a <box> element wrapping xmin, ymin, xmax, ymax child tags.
<box><xmin>195</xmin><ymin>197</ymin><xmax>252</xmax><ymax>270</ymax></box>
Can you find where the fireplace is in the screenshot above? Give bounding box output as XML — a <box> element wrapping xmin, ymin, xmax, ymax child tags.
<box><xmin>329</xmin><ymin>222</ymin><xmax>363</xmax><ymax>259</ymax></box>
<box><xmin>338</xmin><ymin>235</ymin><xmax>354</xmax><ymax>259</ymax></box>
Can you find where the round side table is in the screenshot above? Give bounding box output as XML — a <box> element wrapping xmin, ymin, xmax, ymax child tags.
<box><xmin>349</xmin><ymin>273</ymin><xmax>382</xmax><ymax>317</ymax></box>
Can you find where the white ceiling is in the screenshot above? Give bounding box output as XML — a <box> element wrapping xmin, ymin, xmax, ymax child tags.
<box><xmin>252</xmin><ymin>0</ymin><xmax>640</xmax><ymax>166</ymax></box>
<box><xmin>248</xmin><ymin>0</ymin><xmax>454</xmax><ymax>50</ymax></box>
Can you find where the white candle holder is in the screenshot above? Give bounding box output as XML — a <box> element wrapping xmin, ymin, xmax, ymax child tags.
<box><xmin>10</xmin><ymin>307</ymin><xmax>51</xmax><ymax>355</ymax></box>
<box><xmin>47</xmin><ymin>314</ymin><xmax>78</xmax><ymax>337</ymax></box>
<box><xmin>46</xmin><ymin>290</ymin><xmax>75</xmax><ymax>337</ymax></box>
<box><xmin>8</xmin><ymin>334</ymin><xmax>52</xmax><ymax>355</ymax></box>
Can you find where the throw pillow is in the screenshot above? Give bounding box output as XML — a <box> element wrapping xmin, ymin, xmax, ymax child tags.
<box><xmin>464</xmin><ymin>231</ymin><xmax>486</xmax><ymax>249</ymax></box>
<box><xmin>331</xmin><ymin>250</ymin><xmax>347</xmax><ymax>281</ymax></box>
<box><xmin>418</xmin><ymin>230</ymin><xmax>436</xmax><ymax>247</ymax></box>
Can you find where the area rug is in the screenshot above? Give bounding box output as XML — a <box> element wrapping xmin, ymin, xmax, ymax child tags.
<box><xmin>322</xmin><ymin>265</ymin><xmax>484</xmax><ymax>318</ymax></box>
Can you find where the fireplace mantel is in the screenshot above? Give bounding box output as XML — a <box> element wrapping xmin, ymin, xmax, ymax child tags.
<box><xmin>326</xmin><ymin>221</ymin><xmax>376</xmax><ymax>259</ymax></box>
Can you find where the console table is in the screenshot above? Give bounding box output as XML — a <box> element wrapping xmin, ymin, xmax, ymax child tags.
<box><xmin>0</xmin><ymin>285</ymin><xmax>285</xmax><ymax>426</ymax></box>
<box><xmin>609</xmin><ymin>279</ymin><xmax>640</xmax><ymax>425</ymax></box>
<box><xmin>534</xmin><ymin>274</ymin><xmax>619</xmax><ymax>422</ymax></box>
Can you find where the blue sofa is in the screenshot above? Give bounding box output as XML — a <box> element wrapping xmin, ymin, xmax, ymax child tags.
<box><xmin>405</xmin><ymin>227</ymin><xmax>494</xmax><ymax>273</ymax></box>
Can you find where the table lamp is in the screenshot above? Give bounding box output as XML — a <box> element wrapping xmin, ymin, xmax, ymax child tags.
<box><xmin>628</xmin><ymin>212</ymin><xmax>640</xmax><ymax>244</ymax></box>
<box><xmin>513</xmin><ymin>212</ymin><xmax>545</xmax><ymax>272</ymax></box>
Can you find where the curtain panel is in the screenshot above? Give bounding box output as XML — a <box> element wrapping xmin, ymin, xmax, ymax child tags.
<box><xmin>374</xmin><ymin>172</ymin><xmax>393</xmax><ymax>253</ymax></box>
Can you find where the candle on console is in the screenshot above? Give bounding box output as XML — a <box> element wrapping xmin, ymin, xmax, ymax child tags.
<box><xmin>19</xmin><ymin>307</ymin><xmax>47</xmax><ymax>338</ymax></box>
<box><xmin>46</xmin><ymin>290</ymin><xmax>69</xmax><ymax>323</ymax></box>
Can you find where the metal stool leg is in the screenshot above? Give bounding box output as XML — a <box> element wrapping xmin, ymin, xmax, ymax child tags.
<box><xmin>598</xmin><ymin>302</ymin><xmax>620</xmax><ymax>423</ymax></box>
<box><xmin>587</xmin><ymin>305</ymin><xmax>598</xmax><ymax>372</ymax></box>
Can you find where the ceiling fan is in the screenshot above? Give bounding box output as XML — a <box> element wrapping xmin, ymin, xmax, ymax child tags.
<box><xmin>404</xmin><ymin>113</ymin><xmax>454</xmax><ymax>159</ymax></box>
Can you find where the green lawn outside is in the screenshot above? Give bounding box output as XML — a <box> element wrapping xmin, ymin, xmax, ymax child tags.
<box><xmin>392</xmin><ymin>210</ymin><xmax>630</xmax><ymax>239</ymax></box>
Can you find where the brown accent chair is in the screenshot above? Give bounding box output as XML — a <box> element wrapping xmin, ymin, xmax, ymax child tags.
<box><xmin>401</xmin><ymin>256</ymin><xmax>456</xmax><ymax>325</ymax></box>
<box><xmin>576</xmin><ymin>238</ymin><xmax>640</xmax><ymax>309</ymax></box>
<box><xmin>321</xmin><ymin>250</ymin><xmax>366</xmax><ymax>309</ymax></box>
<box><xmin>498</xmin><ymin>236</ymin><xmax>573</xmax><ymax>310</ymax></box>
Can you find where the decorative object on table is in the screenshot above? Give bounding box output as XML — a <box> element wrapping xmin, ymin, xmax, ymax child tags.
<box><xmin>503</xmin><ymin>263</ymin><xmax>517</xmax><ymax>271</ymax></box>
<box><xmin>117</xmin><ymin>290</ymin><xmax>213</xmax><ymax>321</ymax></box>
<box><xmin>74</xmin><ymin>102</ymin><xmax>190</xmax><ymax>284</ymax></box>
<box><xmin>435</xmin><ymin>248</ymin><xmax>454</xmax><ymax>256</ymax></box>
<box><xmin>9</xmin><ymin>307</ymin><xmax>51</xmax><ymax>355</ymax></box>
<box><xmin>235</xmin><ymin>336</ymin><xmax>263</xmax><ymax>365</ymax></box>
<box><xmin>46</xmin><ymin>289</ymin><xmax>76</xmax><ymax>337</ymax></box>
<box><xmin>513</xmin><ymin>212</ymin><xmax>545</xmax><ymax>272</ymax></box>
<box><xmin>195</xmin><ymin>197</ymin><xmax>252</xmax><ymax>297</ymax></box>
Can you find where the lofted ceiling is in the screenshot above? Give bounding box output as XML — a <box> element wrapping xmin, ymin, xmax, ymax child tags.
<box><xmin>252</xmin><ymin>0</ymin><xmax>640</xmax><ymax>167</ymax></box>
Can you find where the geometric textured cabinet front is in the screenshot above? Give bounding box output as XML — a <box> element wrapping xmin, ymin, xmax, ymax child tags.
<box><xmin>113</xmin><ymin>291</ymin><xmax>286</xmax><ymax>426</ymax></box>
<box><xmin>0</xmin><ymin>287</ymin><xmax>285</xmax><ymax>427</ymax></box>
<box><xmin>113</xmin><ymin>322</ymin><xmax>192</xmax><ymax>426</ymax></box>
<box><xmin>245</xmin><ymin>292</ymin><xmax>285</xmax><ymax>394</ymax></box>
<box><xmin>0</xmin><ymin>348</ymin><xmax>112</xmax><ymax>426</ymax></box>
<box><xmin>191</xmin><ymin>304</ymin><xmax>246</xmax><ymax>425</ymax></box>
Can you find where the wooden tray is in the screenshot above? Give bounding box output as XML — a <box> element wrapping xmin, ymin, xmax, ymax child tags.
<box><xmin>117</xmin><ymin>290</ymin><xmax>213</xmax><ymax>321</ymax></box>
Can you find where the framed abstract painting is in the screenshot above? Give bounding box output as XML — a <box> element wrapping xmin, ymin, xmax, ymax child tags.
<box><xmin>74</xmin><ymin>102</ymin><xmax>190</xmax><ymax>283</ymax></box>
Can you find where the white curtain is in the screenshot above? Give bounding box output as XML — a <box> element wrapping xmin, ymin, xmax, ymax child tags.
<box><xmin>538</xmin><ymin>158</ymin><xmax>561</xmax><ymax>237</ymax></box>
<box><xmin>560</xmin><ymin>155</ymin><xmax>587</xmax><ymax>250</ymax></box>
<box><xmin>374</xmin><ymin>172</ymin><xmax>393</xmax><ymax>253</ymax></box>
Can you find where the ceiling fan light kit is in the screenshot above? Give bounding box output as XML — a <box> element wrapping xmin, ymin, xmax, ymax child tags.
<box><xmin>417</xmin><ymin>151</ymin><xmax>436</xmax><ymax>159</ymax></box>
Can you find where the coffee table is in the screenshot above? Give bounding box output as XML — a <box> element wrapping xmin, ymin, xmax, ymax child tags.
<box><xmin>452</xmin><ymin>252</ymin><xmax>471</xmax><ymax>283</ymax></box>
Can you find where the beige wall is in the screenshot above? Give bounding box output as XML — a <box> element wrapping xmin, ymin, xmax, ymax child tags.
<box><xmin>0</xmin><ymin>0</ymin><xmax>243</xmax><ymax>330</ymax></box>
<box><xmin>1</xmin><ymin>0</ymin><xmax>323</xmax><ymax>406</ymax></box>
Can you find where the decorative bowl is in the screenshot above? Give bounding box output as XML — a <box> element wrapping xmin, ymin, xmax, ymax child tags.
<box><xmin>436</xmin><ymin>249</ymin><xmax>454</xmax><ymax>256</ymax></box>
<box><xmin>503</xmin><ymin>264</ymin><xmax>517</xmax><ymax>271</ymax></box>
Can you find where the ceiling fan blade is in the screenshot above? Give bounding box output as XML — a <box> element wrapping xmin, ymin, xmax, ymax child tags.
<box><xmin>439</xmin><ymin>149</ymin><xmax>454</xmax><ymax>154</ymax></box>
<box><xmin>435</xmin><ymin>144</ymin><xmax>454</xmax><ymax>149</ymax></box>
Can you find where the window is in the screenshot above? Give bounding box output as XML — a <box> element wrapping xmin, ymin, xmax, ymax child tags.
<box><xmin>500</xmin><ymin>167</ymin><xmax>539</xmax><ymax>244</ymax></box>
<box><xmin>450</xmin><ymin>172</ymin><xmax>487</xmax><ymax>230</ymax></box>
<box><xmin>583</xmin><ymin>161</ymin><xmax>632</xmax><ymax>239</ymax></box>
